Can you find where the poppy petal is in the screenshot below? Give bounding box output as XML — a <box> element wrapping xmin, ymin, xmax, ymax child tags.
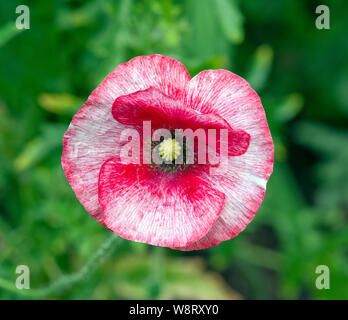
<box><xmin>112</xmin><ymin>87</ymin><xmax>250</xmax><ymax>156</ymax></box>
<box><xmin>98</xmin><ymin>158</ymin><xmax>225</xmax><ymax>247</ymax></box>
<box><xmin>174</xmin><ymin>69</ymin><xmax>274</xmax><ymax>250</ymax></box>
<box><xmin>62</xmin><ymin>55</ymin><xmax>191</xmax><ymax>223</ymax></box>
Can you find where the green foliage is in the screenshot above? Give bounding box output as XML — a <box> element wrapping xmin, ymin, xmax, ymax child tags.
<box><xmin>0</xmin><ymin>0</ymin><xmax>347</xmax><ymax>299</ymax></box>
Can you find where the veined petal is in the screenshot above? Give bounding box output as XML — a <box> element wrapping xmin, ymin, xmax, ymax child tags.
<box><xmin>112</xmin><ymin>87</ymin><xmax>250</xmax><ymax>156</ymax></box>
<box><xmin>62</xmin><ymin>55</ymin><xmax>191</xmax><ymax>223</ymax></box>
<box><xmin>174</xmin><ymin>69</ymin><xmax>274</xmax><ymax>250</ymax></box>
<box><xmin>98</xmin><ymin>158</ymin><xmax>225</xmax><ymax>247</ymax></box>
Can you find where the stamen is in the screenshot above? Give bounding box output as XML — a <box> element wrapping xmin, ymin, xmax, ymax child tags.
<box><xmin>159</xmin><ymin>138</ymin><xmax>181</xmax><ymax>162</ymax></box>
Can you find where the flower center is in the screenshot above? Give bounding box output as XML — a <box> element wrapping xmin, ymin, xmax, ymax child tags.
<box><xmin>159</xmin><ymin>138</ymin><xmax>181</xmax><ymax>162</ymax></box>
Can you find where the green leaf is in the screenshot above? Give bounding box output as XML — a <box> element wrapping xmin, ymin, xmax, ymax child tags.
<box><xmin>215</xmin><ymin>0</ymin><xmax>244</xmax><ymax>44</ymax></box>
<box><xmin>274</xmin><ymin>93</ymin><xmax>304</xmax><ymax>123</ymax></box>
<box><xmin>38</xmin><ymin>93</ymin><xmax>83</xmax><ymax>115</ymax></box>
<box><xmin>246</xmin><ymin>44</ymin><xmax>273</xmax><ymax>91</ymax></box>
<box><xmin>0</xmin><ymin>22</ymin><xmax>21</xmax><ymax>48</ymax></box>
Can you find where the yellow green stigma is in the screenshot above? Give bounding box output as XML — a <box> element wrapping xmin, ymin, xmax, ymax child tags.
<box><xmin>159</xmin><ymin>138</ymin><xmax>181</xmax><ymax>162</ymax></box>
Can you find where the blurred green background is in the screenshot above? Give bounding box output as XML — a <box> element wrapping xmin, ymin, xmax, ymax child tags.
<box><xmin>0</xmin><ymin>0</ymin><xmax>347</xmax><ymax>299</ymax></box>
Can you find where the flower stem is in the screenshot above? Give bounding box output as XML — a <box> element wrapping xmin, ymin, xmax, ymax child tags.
<box><xmin>147</xmin><ymin>246</ymin><xmax>164</xmax><ymax>299</ymax></box>
<box><xmin>0</xmin><ymin>232</ymin><xmax>121</xmax><ymax>298</ymax></box>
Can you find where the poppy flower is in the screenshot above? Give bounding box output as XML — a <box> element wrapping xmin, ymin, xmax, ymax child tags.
<box><xmin>62</xmin><ymin>54</ymin><xmax>273</xmax><ymax>250</ymax></box>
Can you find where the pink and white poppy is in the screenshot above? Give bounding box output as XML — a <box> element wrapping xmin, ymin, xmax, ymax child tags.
<box><xmin>62</xmin><ymin>54</ymin><xmax>273</xmax><ymax>250</ymax></box>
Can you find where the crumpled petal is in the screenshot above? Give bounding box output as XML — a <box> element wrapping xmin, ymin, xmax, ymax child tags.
<box><xmin>98</xmin><ymin>158</ymin><xmax>225</xmax><ymax>247</ymax></box>
<box><xmin>62</xmin><ymin>55</ymin><xmax>191</xmax><ymax>223</ymax></box>
<box><xmin>174</xmin><ymin>69</ymin><xmax>274</xmax><ymax>250</ymax></box>
<box><xmin>112</xmin><ymin>87</ymin><xmax>250</xmax><ymax>156</ymax></box>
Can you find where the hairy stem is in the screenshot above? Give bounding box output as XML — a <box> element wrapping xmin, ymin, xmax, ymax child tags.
<box><xmin>0</xmin><ymin>232</ymin><xmax>121</xmax><ymax>298</ymax></box>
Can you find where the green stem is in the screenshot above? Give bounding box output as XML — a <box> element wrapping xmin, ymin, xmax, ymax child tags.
<box><xmin>147</xmin><ymin>246</ymin><xmax>164</xmax><ymax>299</ymax></box>
<box><xmin>0</xmin><ymin>232</ymin><xmax>121</xmax><ymax>298</ymax></box>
